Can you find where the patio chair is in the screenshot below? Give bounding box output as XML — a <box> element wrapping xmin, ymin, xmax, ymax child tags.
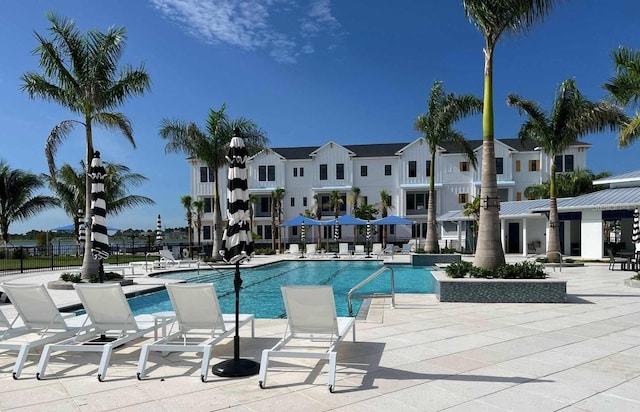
<box><xmin>36</xmin><ymin>283</ymin><xmax>167</xmax><ymax>382</ymax></box>
<box><xmin>285</xmin><ymin>244</ymin><xmax>300</xmax><ymax>256</ymax></box>
<box><xmin>354</xmin><ymin>244</ymin><xmax>365</xmax><ymax>257</ymax></box>
<box><xmin>305</xmin><ymin>243</ymin><xmax>317</xmax><ymax>256</ymax></box>
<box><xmin>338</xmin><ymin>243</ymin><xmax>351</xmax><ymax>258</ymax></box>
<box><xmin>371</xmin><ymin>243</ymin><xmax>382</xmax><ymax>255</ymax></box>
<box><xmin>258</xmin><ymin>285</ymin><xmax>356</xmax><ymax>393</ymax></box>
<box><xmin>400</xmin><ymin>243</ymin><xmax>412</xmax><ymax>254</ymax></box>
<box><xmin>136</xmin><ymin>283</ymin><xmax>255</xmax><ymax>382</ymax></box>
<box><xmin>159</xmin><ymin>248</ymin><xmax>184</xmax><ymax>266</ymax></box>
<box><xmin>608</xmin><ymin>249</ymin><xmax>627</xmax><ymax>270</ymax></box>
<box><xmin>0</xmin><ymin>283</ymin><xmax>89</xmax><ymax>379</ymax></box>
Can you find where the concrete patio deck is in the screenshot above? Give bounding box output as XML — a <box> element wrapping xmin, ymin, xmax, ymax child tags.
<box><xmin>1</xmin><ymin>255</ymin><xmax>639</xmax><ymax>411</ymax></box>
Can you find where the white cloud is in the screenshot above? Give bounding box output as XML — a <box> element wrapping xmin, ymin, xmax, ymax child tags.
<box><xmin>149</xmin><ymin>0</ymin><xmax>341</xmax><ymax>63</ymax></box>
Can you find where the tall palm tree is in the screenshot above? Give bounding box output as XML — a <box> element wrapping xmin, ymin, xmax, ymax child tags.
<box><xmin>463</xmin><ymin>0</ymin><xmax>557</xmax><ymax>269</ymax></box>
<box><xmin>160</xmin><ymin>104</ymin><xmax>268</xmax><ymax>260</ymax></box>
<box><xmin>414</xmin><ymin>80</ymin><xmax>482</xmax><ymax>253</ymax></box>
<box><xmin>180</xmin><ymin>195</ymin><xmax>193</xmax><ymax>257</ymax></box>
<box><xmin>313</xmin><ymin>193</ymin><xmax>323</xmax><ymax>248</ymax></box>
<box><xmin>21</xmin><ymin>13</ymin><xmax>150</xmax><ymax>277</ymax></box>
<box><xmin>348</xmin><ymin>186</ymin><xmax>362</xmax><ymax>241</ymax></box>
<box><xmin>328</xmin><ymin>190</ymin><xmax>344</xmax><ymax>240</ymax></box>
<box><xmin>377</xmin><ymin>190</ymin><xmax>392</xmax><ymax>247</ymax></box>
<box><xmin>0</xmin><ymin>160</ymin><xmax>59</xmax><ymax>246</ymax></box>
<box><xmin>271</xmin><ymin>187</ymin><xmax>285</xmax><ymax>252</ymax></box>
<box><xmin>192</xmin><ymin>200</ymin><xmax>204</xmax><ymax>253</ymax></box>
<box><xmin>604</xmin><ymin>46</ymin><xmax>640</xmax><ymax>146</ymax></box>
<box><xmin>507</xmin><ymin>78</ymin><xmax>627</xmax><ymax>261</ymax></box>
<box><xmin>462</xmin><ymin>195</ymin><xmax>481</xmax><ymax>253</ymax></box>
<box><xmin>48</xmin><ymin>161</ymin><xmax>154</xmax><ymax>244</ymax></box>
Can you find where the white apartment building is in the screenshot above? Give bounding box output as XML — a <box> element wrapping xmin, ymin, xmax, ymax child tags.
<box><xmin>188</xmin><ymin>137</ymin><xmax>589</xmax><ymax>249</ymax></box>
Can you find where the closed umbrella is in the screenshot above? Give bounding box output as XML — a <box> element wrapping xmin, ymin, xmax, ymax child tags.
<box><xmin>89</xmin><ymin>151</ymin><xmax>110</xmax><ymax>283</ymax></box>
<box><xmin>633</xmin><ymin>208</ymin><xmax>640</xmax><ymax>252</ymax></box>
<box><xmin>366</xmin><ymin>220</ymin><xmax>372</xmax><ymax>258</ymax></box>
<box><xmin>214</xmin><ymin>128</ymin><xmax>259</xmax><ymax>377</ymax></box>
<box><xmin>300</xmin><ymin>222</ymin><xmax>306</xmax><ymax>258</ymax></box>
<box><xmin>156</xmin><ymin>214</ymin><xmax>163</xmax><ymax>247</ymax></box>
<box><xmin>77</xmin><ymin>209</ymin><xmax>85</xmax><ymax>255</ymax></box>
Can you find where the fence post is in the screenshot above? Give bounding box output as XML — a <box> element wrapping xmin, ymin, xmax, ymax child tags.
<box><xmin>50</xmin><ymin>243</ymin><xmax>54</xmax><ymax>270</ymax></box>
<box><xmin>20</xmin><ymin>246</ymin><xmax>24</xmax><ymax>273</ymax></box>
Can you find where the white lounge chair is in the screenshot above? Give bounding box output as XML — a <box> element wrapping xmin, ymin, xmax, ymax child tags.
<box><xmin>354</xmin><ymin>245</ymin><xmax>365</xmax><ymax>257</ymax></box>
<box><xmin>159</xmin><ymin>248</ymin><xmax>184</xmax><ymax>266</ymax></box>
<box><xmin>36</xmin><ymin>283</ymin><xmax>166</xmax><ymax>382</ymax></box>
<box><xmin>338</xmin><ymin>243</ymin><xmax>351</xmax><ymax>258</ymax></box>
<box><xmin>305</xmin><ymin>243</ymin><xmax>317</xmax><ymax>256</ymax></box>
<box><xmin>371</xmin><ymin>243</ymin><xmax>382</xmax><ymax>255</ymax></box>
<box><xmin>285</xmin><ymin>244</ymin><xmax>300</xmax><ymax>256</ymax></box>
<box><xmin>400</xmin><ymin>243</ymin><xmax>412</xmax><ymax>254</ymax></box>
<box><xmin>136</xmin><ymin>283</ymin><xmax>255</xmax><ymax>382</ymax></box>
<box><xmin>0</xmin><ymin>283</ymin><xmax>89</xmax><ymax>379</ymax></box>
<box><xmin>258</xmin><ymin>285</ymin><xmax>356</xmax><ymax>393</ymax></box>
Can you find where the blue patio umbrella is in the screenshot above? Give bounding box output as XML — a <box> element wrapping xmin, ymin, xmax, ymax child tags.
<box><xmin>280</xmin><ymin>215</ymin><xmax>322</xmax><ymax>227</ymax></box>
<box><xmin>370</xmin><ymin>215</ymin><xmax>415</xmax><ymax>225</ymax></box>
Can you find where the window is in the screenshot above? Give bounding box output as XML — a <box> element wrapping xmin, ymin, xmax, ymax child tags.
<box><xmin>203</xmin><ymin>226</ymin><xmax>211</xmax><ymax>240</ymax></box>
<box><xmin>267</xmin><ymin>165</ymin><xmax>275</xmax><ymax>181</ymax></box>
<box><xmin>290</xmin><ymin>197</ymin><xmax>295</xmax><ymax>207</ymax></box>
<box><xmin>336</xmin><ymin>163</ymin><xmax>344</xmax><ymax>180</ymax></box>
<box><xmin>426</xmin><ymin>160</ymin><xmax>431</xmax><ymax>177</ymax></box>
<box><xmin>458</xmin><ymin>193</ymin><xmax>468</xmax><ymax>204</ymax></box>
<box><xmin>406</xmin><ymin>192</ymin><xmax>427</xmax><ymax>211</ymax></box>
<box><xmin>292</xmin><ymin>226</ymin><xmax>298</xmax><ymax>236</ymax></box>
<box><xmin>299</xmin><ymin>167</ymin><xmax>304</xmax><ymax>177</ymax></box>
<box><xmin>408</xmin><ymin>161</ymin><xmax>417</xmax><ymax>178</ymax></box>
<box><xmin>259</xmin><ymin>165</ymin><xmax>275</xmax><ymax>181</ymax></box>
<box><xmin>204</xmin><ymin>197</ymin><xmax>212</xmax><ymax>213</ymax></box>
<box><xmin>320</xmin><ymin>194</ymin><xmax>347</xmax><ymax>213</ymax></box>
<box><xmin>293</xmin><ymin>168</ymin><xmax>298</xmax><ymax>177</ymax></box>
<box><xmin>554</xmin><ymin>155</ymin><xmax>563</xmax><ymax>172</ymax></box>
<box><xmin>496</xmin><ymin>157</ymin><xmax>504</xmax><ymax>175</ymax></box>
<box><xmin>320</xmin><ymin>164</ymin><xmax>328</xmax><ymax>180</ymax></box>
<box><xmin>260</xmin><ymin>197</ymin><xmax>271</xmax><ymax>213</ymax></box>
<box><xmin>528</xmin><ymin>159</ymin><xmax>538</xmax><ymax>171</ymax></box>
<box><xmin>361</xmin><ymin>165</ymin><xmax>368</xmax><ymax>176</ymax></box>
<box><xmin>303</xmin><ymin>197</ymin><xmax>307</xmax><ymax>207</ymax></box>
<box><xmin>362</xmin><ymin>196</ymin><xmax>368</xmax><ymax>205</ymax></box>
<box><xmin>200</xmin><ymin>167</ymin><xmax>209</xmax><ymax>182</ymax></box>
<box><xmin>384</xmin><ymin>164</ymin><xmax>392</xmax><ymax>176</ymax></box>
<box><xmin>459</xmin><ymin>161</ymin><xmax>469</xmax><ymax>172</ymax></box>
<box><xmin>258</xmin><ymin>165</ymin><xmax>266</xmax><ymax>181</ymax></box>
<box><xmin>565</xmin><ymin>155</ymin><xmax>574</xmax><ymax>172</ymax></box>
<box><xmin>515</xmin><ymin>160</ymin><xmax>521</xmax><ymax>172</ymax></box>
<box><xmin>516</xmin><ymin>192</ymin><xmax>522</xmax><ymax>201</ymax></box>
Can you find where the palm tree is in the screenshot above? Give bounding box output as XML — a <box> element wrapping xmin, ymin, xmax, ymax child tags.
<box><xmin>48</xmin><ymin>161</ymin><xmax>154</xmax><ymax>244</ymax></box>
<box><xmin>462</xmin><ymin>195</ymin><xmax>481</xmax><ymax>253</ymax></box>
<box><xmin>180</xmin><ymin>195</ymin><xmax>193</xmax><ymax>257</ymax></box>
<box><xmin>192</xmin><ymin>200</ymin><xmax>204</xmax><ymax>253</ymax></box>
<box><xmin>328</xmin><ymin>190</ymin><xmax>344</xmax><ymax>241</ymax></box>
<box><xmin>248</xmin><ymin>193</ymin><xmax>257</xmax><ymax>235</ymax></box>
<box><xmin>604</xmin><ymin>46</ymin><xmax>640</xmax><ymax>146</ymax></box>
<box><xmin>507</xmin><ymin>78</ymin><xmax>627</xmax><ymax>261</ymax></box>
<box><xmin>21</xmin><ymin>13</ymin><xmax>150</xmax><ymax>277</ymax></box>
<box><xmin>348</xmin><ymin>186</ymin><xmax>362</xmax><ymax>241</ymax></box>
<box><xmin>463</xmin><ymin>0</ymin><xmax>557</xmax><ymax>269</ymax></box>
<box><xmin>271</xmin><ymin>187</ymin><xmax>285</xmax><ymax>252</ymax></box>
<box><xmin>0</xmin><ymin>160</ymin><xmax>59</xmax><ymax>246</ymax></box>
<box><xmin>414</xmin><ymin>80</ymin><xmax>482</xmax><ymax>253</ymax></box>
<box><xmin>313</xmin><ymin>193</ymin><xmax>323</xmax><ymax>248</ymax></box>
<box><xmin>377</xmin><ymin>190</ymin><xmax>392</xmax><ymax>247</ymax></box>
<box><xmin>160</xmin><ymin>104</ymin><xmax>268</xmax><ymax>260</ymax></box>
<box><xmin>524</xmin><ymin>169</ymin><xmax>612</xmax><ymax>199</ymax></box>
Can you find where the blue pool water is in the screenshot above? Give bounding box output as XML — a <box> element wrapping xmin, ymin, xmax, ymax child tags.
<box><xmin>127</xmin><ymin>261</ymin><xmax>436</xmax><ymax>319</ymax></box>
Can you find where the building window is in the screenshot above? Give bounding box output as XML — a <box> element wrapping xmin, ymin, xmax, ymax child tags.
<box><xmin>200</xmin><ymin>167</ymin><xmax>209</xmax><ymax>182</ymax></box>
<box><xmin>293</xmin><ymin>167</ymin><xmax>298</xmax><ymax>177</ymax></box>
<box><xmin>554</xmin><ymin>155</ymin><xmax>563</xmax><ymax>172</ymax></box>
<box><xmin>336</xmin><ymin>163</ymin><xmax>344</xmax><ymax>180</ymax></box>
<box><xmin>361</xmin><ymin>165</ymin><xmax>368</xmax><ymax>176</ymax></box>
<box><xmin>320</xmin><ymin>164</ymin><xmax>328</xmax><ymax>180</ymax></box>
<box><xmin>299</xmin><ymin>167</ymin><xmax>304</xmax><ymax>177</ymax></box>
<box><xmin>496</xmin><ymin>157</ymin><xmax>504</xmax><ymax>175</ymax></box>
<box><xmin>260</xmin><ymin>197</ymin><xmax>271</xmax><ymax>213</ymax></box>
<box><xmin>565</xmin><ymin>155</ymin><xmax>574</xmax><ymax>172</ymax></box>
<box><xmin>426</xmin><ymin>160</ymin><xmax>431</xmax><ymax>177</ymax></box>
<box><xmin>384</xmin><ymin>164</ymin><xmax>392</xmax><ymax>176</ymax></box>
<box><xmin>406</xmin><ymin>192</ymin><xmax>427</xmax><ymax>212</ymax></box>
<box><xmin>458</xmin><ymin>193</ymin><xmax>468</xmax><ymax>204</ymax></box>
<box><xmin>303</xmin><ymin>197</ymin><xmax>307</xmax><ymax>207</ymax></box>
<box><xmin>204</xmin><ymin>197</ymin><xmax>212</xmax><ymax>213</ymax></box>
<box><xmin>290</xmin><ymin>197</ymin><xmax>295</xmax><ymax>207</ymax></box>
<box><xmin>408</xmin><ymin>161</ymin><xmax>417</xmax><ymax>178</ymax></box>
<box><xmin>528</xmin><ymin>159</ymin><xmax>538</xmax><ymax>171</ymax></box>
<box><xmin>258</xmin><ymin>165</ymin><xmax>266</xmax><ymax>181</ymax></box>
<box><xmin>267</xmin><ymin>165</ymin><xmax>275</xmax><ymax>181</ymax></box>
<box><xmin>320</xmin><ymin>194</ymin><xmax>346</xmax><ymax>213</ymax></box>
<box><xmin>515</xmin><ymin>160</ymin><xmax>521</xmax><ymax>172</ymax></box>
<box><xmin>259</xmin><ymin>165</ymin><xmax>275</xmax><ymax>181</ymax></box>
<box><xmin>459</xmin><ymin>161</ymin><xmax>469</xmax><ymax>172</ymax></box>
<box><xmin>203</xmin><ymin>225</ymin><xmax>211</xmax><ymax>240</ymax></box>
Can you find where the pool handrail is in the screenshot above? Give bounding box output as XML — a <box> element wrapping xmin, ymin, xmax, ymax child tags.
<box><xmin>347</xmin><ymin>265</ymin><xmax>395</xmax><ymax>316</ymax></box>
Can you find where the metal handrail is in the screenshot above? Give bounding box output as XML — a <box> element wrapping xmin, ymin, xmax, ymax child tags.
<box><xmin>347</xmin><ymin>266</ymin><xmax>395</xmax><ymax>316</ymax></box>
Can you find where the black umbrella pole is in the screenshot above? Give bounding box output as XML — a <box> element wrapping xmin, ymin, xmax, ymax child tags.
<box><xmin>212</xmin><ymin>261</ymin><xmax>260</xmax><ymax>377</ymax></box>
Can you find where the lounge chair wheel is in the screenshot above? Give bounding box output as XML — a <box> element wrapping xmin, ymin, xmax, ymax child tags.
<box><xmin>98</xmin><ymin>374</ymin><xmax>104</xmax><ymax>382</ymax></box>
<box><xmin>328</xmin><ymin>385</ymin><xmax>334</xmax><ymax>393</ymax></box>
<box><xmin>136</xmin><ymin>373</ymin><xmax>142</xmax><ymax>381</ymax></box>
<box><xmin>36</xmin><ymin>373</ymin><xmax>42</xmax><ymax>380</ymax></box>
<box><xmin>259</xmin><ymin>381</ymin><xmax>265</xmax><ymax>389</ymax></box>
<box><xmin>201</xmin><ymin>375</ymin><xmax>206</xmax><ymax>383</ymax></box>
<box><xmin>12</xmin><ymin>372</ymin><xmax>18</xmax><ymax>380</ymax></box>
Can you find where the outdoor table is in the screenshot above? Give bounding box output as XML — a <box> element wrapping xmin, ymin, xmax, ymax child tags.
<box><xmin>152</xmin><ymin>311</ymin><xmax>176</xmax><ymax>340</ymax></box>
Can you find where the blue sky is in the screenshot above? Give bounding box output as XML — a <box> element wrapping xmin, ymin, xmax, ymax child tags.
<box><xmin>1</xmin><ymin>0</ymin><xmax>638</xmax><ymax>235</ymax></box>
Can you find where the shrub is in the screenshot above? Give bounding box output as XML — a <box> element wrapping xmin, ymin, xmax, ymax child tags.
<box><xmin>255</xmin><ymin>248</ymin><xmax>276</xmax><ymax>255</ymax></box>
<box><xmin>88</xmin><ymin>271</ymin><xmax>124</xmax><ymax>283</ymax></box>
<box><xmin>469</xmin><ymin>265</ymin><xmax>493</xmax><ymax>278</ymax></box>
<box><xmin>445</xmin><ymin>261</ymin><xmax>473</xmax><ymax>278</ymax></box>
<box><xmin>60</xmin><ymin>273</ymin><xmax>82</xmax><ymax>283</ymax></box>
<box><xmin>631</xmin><ymin>272</ymin><xmax>640</xmax><ymax>281</ymax></box>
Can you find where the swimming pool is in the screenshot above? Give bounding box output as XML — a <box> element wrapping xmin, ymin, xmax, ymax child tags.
<box><xmin>127</xmin><ymin>260</ymin><xmax>436</xmax><ymax>318</ymax></box>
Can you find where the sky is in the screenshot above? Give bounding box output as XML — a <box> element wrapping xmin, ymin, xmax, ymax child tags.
<box><xmin>1</xmin><ymin>0</ymin><xmax>638</xmax><ymax>235</ymax></box>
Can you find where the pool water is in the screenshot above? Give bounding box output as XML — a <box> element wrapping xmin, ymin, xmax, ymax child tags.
<box><xmin>127</xmin><ymin>260</ymin><xmax>436</xmax><ymax>318</ymax></box>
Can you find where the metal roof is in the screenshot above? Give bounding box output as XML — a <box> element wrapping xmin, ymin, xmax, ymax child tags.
<box><xmin>531</xmin><ymin>187</ymin><xmax>640</xmax><ymax>212</ymax></box>
<box><xmin>593</xmin><ymin>170</ymin><xmax>640</xmax><ymax>186</ymax></box>
<box><xmin>437</xmin><ymin>199</ymin><xmax>561</xmax><ymax>222</ymax></box>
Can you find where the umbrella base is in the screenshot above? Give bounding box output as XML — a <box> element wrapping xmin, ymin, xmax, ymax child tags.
<box><xmin>212</xmin><ymin>358</ymin><xmax>260</xmax><ymax>377</ymax></box>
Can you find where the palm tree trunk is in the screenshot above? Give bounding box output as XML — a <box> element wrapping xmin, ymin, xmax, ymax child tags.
<box><xmin>547</xmin><ymin>163</ymin><xmax>561</xmax><ymax>261</ymax></box>
<box><xmin>474</xmin><ymin>45</ymin><xmax>505</xmax><ymax>270</ymax></box>
<box><xmin>212</xmin><ymin>173</ymin><xmax>223</xmax><ymax>260</ymax></box>
<box><xmin>81</xmin><ymin>123</ymin><xmax>99</xmax><ymax>279</ymax></box>
<box><xmin>425</xmin><ymin>152</ymin><xmax>439</xmax><ymax>252</ymax></box>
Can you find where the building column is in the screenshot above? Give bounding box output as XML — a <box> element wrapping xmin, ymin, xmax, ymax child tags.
<box><xmin>500</xmin><ymin>219</ymin><xmax>506</xmax><ymax>253</ymax></box>
<box><xmin>456</xmin><ymin>221</ymin><xmax>462</xmax><ymax>252</ymax></box>
<box><xmin>522</xmin><ymin>218</ymin><xmax>528</xmax><ymax>257</ymax></box>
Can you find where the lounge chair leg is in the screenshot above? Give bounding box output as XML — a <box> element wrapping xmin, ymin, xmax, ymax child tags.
<box><xmin>36</xmin><ymin>344</ymin><xmax>53</xmax><ymax>380</ymax></box>
<box><xmin>137</xmin><ymin>344</ymin><xmax>150</xmax><ymax>380</ymax></box>
<box><xmin>12</xmin><ymin>346</ymin><xmax>30</xmax><ymax>379</ymax></box>
<box><xmin>200</xmin><ymin>345</ymin><xmax>212</xmax><ymax>382</ymax></box>
<box><xmin>328</xmin><ymin>352</ymin><xmax>337</xmax><ymax>392</ymax></box>
<box><xmin>258</xmin><ymin>350</ymin><xmax>270</xmax><ymax>388</ymax></box>
<box><xmin>97</xmin><ymin>344</ymin><xmax>114</xmax><ymax>382</ymax></box>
